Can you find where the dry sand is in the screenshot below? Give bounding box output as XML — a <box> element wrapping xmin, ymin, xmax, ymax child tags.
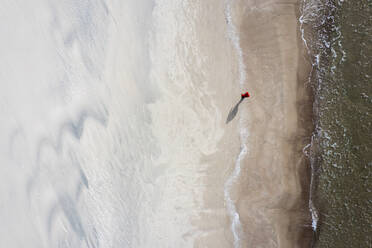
<box><xmin>192</xmin><ymin>0</ymin><xmax>313</xmax><ymax>247</ymax></box>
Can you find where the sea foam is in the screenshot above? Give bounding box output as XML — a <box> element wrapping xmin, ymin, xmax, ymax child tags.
<box><xmin>223</xmin><ymin>1</ymin><xmax>249</xmax><ymax>247</ymax></box>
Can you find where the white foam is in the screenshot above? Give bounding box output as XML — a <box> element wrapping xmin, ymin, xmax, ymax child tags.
<box><xmin>224</xmin><ymin>0</ymin><xmax>249</xmax><ymax>247</ymax></box>
<box><xmin>224</xmin><ymin>130</ymin><xmax>248</xmax><ymax>248</ymax></box>
<box><xmin>224</xmin><ymin>1</ymin><xmax>246</xmax><ymax>87</ymax></box>
<box><xmin>299</xmin><ymin>0</ymin><xmax>319</xmax><ymax>233</ymax></box>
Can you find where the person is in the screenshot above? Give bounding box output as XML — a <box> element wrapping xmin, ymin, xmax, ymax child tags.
<box><xmin>241</xmin><ymin>91</ymin><xmax>250</xmax><ymax>99</ymax></box>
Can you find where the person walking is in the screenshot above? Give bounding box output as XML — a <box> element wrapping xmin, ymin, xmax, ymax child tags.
<box><xmin>241</xmin><ymin>91</ymin><xmax>250</xmax><ymax>99</ymax></box>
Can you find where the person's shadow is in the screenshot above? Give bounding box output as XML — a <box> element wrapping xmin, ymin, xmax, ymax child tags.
<box><xmin>226</xmin><ymin>98</ymin><xmax>243</xmax><ymax>124</ymax></box>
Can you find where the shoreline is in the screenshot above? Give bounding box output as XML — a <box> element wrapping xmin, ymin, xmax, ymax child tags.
<box><xmin>295</xmin><ymin>1</ymin><xmax>315</xmax><ymax>246</ymax></box>
<box><xmin>294</xmin><ymin>4</ymin><xmax>314</xmax><ymax>245</ymax></box>
<box><xmin>174</xmin><ymin>1</ymin><xmax>316</xmax><ymax>246</ymax></box>
<box><xmin>233</xmin><ymin>0</ymin><xmax>314</xmax><ymax>246</ymax></box>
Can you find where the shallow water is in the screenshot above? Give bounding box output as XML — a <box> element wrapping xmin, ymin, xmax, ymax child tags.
<box><xmin>301</xmin><ymin>0</ymin><xmax>372</xmax><ymax>246</ymax></box>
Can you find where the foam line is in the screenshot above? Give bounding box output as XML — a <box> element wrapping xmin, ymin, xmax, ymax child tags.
<box><xmin>224</xmin><ymin>1</ymin><xmax>246</xmax><ymax>87</ymax></box>
<box><xmin>224</xmin><ymin>136</ymin><xmax>248</xmax><ymax>248</ymax></box>
<box><xmin>223</xmin><ymin>0</ymin><xmax>249</xmax><ymax>247</ymax></box>
<box><xmin>299</xmin><ymin>0</ymin><xmax>319</xmax><ymax>232</ymax></box>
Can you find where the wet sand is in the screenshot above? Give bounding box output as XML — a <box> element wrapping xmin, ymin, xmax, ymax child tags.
<box><xmin>234</xmin><ymin>0</ymin><xmax>313</xmax><ymax>247</ymax></box>
<box><xmin>193</xmin><ymin>0</ymin><xmax>313</xmax><ymax>247</ymax></box>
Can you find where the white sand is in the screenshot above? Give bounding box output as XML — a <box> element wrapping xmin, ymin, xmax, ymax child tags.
<box><xmin>145</xmin><ymin>0</ymin><xmax>311</xmax><ymax>247</ymax></box>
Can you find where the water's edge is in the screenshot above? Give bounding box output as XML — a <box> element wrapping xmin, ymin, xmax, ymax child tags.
<box><xmin>223</xmin><ymin>0</ymin><xmax>249</xmax><ymax>247</ymax></box>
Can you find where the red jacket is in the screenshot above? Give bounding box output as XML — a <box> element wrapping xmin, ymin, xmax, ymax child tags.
<box><xmin>241</xmin><ymin>92</ymin><xmax>250</xmax><ymax>98</ymax></box>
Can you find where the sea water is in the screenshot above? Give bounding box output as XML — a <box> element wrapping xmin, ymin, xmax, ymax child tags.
<box><xmin>300</xmin><ymin>0</ymin><xmax>372</xmax><ymax>246</ymax></box>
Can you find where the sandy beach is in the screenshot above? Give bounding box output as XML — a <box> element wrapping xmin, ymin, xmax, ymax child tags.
<box><xmin>190</xmin><ymin>0</ymin><xmax>313</xmax><ymax>247</ymax></box>
<box><xmin>0</xmin><ymin>0</ymin><xmax>313</xmax><ymax>247</ymax></box>
<box><xmin>231</xmin><ymin>0</ymin><xmax>313</xmax><ymax>246</ymax></box>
